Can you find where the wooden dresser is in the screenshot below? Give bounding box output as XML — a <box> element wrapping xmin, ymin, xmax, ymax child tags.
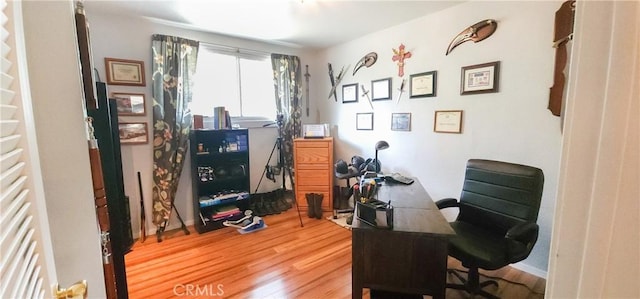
<box><xmin>293</xmin><ymin>137</ymin><xmax>334</xmax><ymax>213</ymax></box>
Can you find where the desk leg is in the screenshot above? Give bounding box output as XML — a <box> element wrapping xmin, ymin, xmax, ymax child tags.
<box><xmin>352</xmin><ymin>232</ymin><xmax>364</xmax><ymax>299</ymax></box>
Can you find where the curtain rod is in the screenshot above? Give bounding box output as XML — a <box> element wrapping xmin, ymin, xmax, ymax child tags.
<box><xmin>200</xmin><ymin>42</ymin><xmax>271</xmax><ymax>57</ymax></box>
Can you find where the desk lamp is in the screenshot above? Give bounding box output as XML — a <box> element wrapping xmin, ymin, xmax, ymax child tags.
<box><xmin>374</xmin><ymin>140</ymin><xmax>389</xmax><ymax>173</ymax></box>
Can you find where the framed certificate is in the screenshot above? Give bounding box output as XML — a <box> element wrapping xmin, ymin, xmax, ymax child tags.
<box><xmin>460</xmin><ymin>61</ymin><xmax>500</xmax><ymax>95</ymax></box>
<box><xmin>105</xmin><ymin>57</ymin><xmax>146</xmax><ymax>86</ymax></box>
<box><xmin>434</xmin><ymin>110</ymin><xmax>463</xmax><ymax>133</ymax></box>
<box><xmin>410</xmin><ymin>71</ymin><xmax>437</xmax><ymax>98</ymax></box>
<box><xmin>356</xmin><ymin>113</ymin><xmax>374</xmax><ymax>130</ymax></box>
<box><xmin>342</xmin><ymin>83</ymin><xmax>358</xmax><ymax>103</ymax></box>
<box><xmin>391</xmin><ymin>113</ymin><xmax>411</xmax><ymax>131</ymax></box>
<box><xmin>371</xmin><ymin>78</ymin><xmax>391</xmax><ymax>101</ymax></box>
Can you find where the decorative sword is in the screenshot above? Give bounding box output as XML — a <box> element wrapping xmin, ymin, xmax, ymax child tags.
<box><xmin>396</xmin><ymin>78</ymin><xmax>406</xmax><ymax>104</ymax></box>
<box><xmin>328</xmin><ymin>64</ymin><xmax>349</xmax><ymax>101</ymax></box>
<box><xmin>361</xmin><ymin>84</ymin><xmax>374</xmax><ymax>110</ymax></box>
<box><xmin>304</xmin><ymin>65</ymin><xmax>310</xmax><ymax>116</ymax></box>
<box><xmin>328</xmin><ymin>63</ymin><xmax>337</xmax><ymax>101</ymax></box>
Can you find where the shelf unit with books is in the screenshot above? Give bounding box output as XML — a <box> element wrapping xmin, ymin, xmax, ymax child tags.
<box><xmin>190</xmin><ymin>129</ymin><xmax>250</xmax><ymax>233</ymax></box>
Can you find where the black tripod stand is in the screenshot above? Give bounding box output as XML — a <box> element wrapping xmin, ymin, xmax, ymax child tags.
<box><xmin>254</xmin><ymin>116</ymin><xmax>304</xmax><ymax>227</ymax></box>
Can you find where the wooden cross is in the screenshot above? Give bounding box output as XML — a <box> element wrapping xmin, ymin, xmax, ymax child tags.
<box><xmin>392</xmin><ymin>43</ymin><xmax>412</xmax><ymax>77</ymax></box>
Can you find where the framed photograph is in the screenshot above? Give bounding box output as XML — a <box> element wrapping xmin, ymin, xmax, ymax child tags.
<box><xmin>119</xmin><ymin>122</ymin><xmax>149</xmax><ymax>144</ymax></box>
<box><xmin>105</xmin><ymin>58</ymin><xmax>146</xmax><ymax>86</ymax></box>
<box><xmin>460</xmin><ymin>61</ymin><xmax>500</xmax><ymax>95</ymax></box>
<box><xmin>410</xmin><ymin>71</ymin><xmax>437</xmax><ymax>98</ymax></box>
<box><xmin>391</xmin><ymin>113</ymin><xmax>411</xmax><ymax>131</ymax></box>
<box><xmin>342</xmin><ymin>83</ymin><xmax>358</xmax><ymax>103</ymax></box>
<box><xmin>112</xmin><ymin>93</ymin><xmax>146</xmax><ymax>116</ymax></box>
<box><xmin>356</xmin><ymin>113</ymin><xmax>374</xmax><ymax>130</ymax></box>
<box><xmin>371</xmin><ymin>78</ymin><xmax>392</xmax><ymax>101</ymax></box>
<box><xmin>434</xmin><ymin>110</ymin><xmax>463</xmax><ymax>133</ymax></box>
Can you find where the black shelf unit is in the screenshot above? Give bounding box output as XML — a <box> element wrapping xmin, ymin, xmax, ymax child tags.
<box><xmin>190</xmin><ymin>129</ymin><xmax>250</xmax><ymax>233</ymax></box>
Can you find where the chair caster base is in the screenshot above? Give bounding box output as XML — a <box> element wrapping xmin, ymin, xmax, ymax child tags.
<box><xmin>446</xmin><ymin>268</ymin><xmax>500</xmax><ymax>299</ymax></box>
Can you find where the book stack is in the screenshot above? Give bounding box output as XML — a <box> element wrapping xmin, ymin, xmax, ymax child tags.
<box><xmin>211</xmin><ymin>205</ymin><xmax>241</xmax><ymax>221</ymax></box>
<box><xmin>213</xmin><ymin>106</ymin><xmax>231</xmax><ymax>129</ymax></box>
<box><xmin>193</xmin><ymin>114</ymin><xmax>204</xmax><ymax>129</ymax></box>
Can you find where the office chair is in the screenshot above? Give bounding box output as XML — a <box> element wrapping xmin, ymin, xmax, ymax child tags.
<box><xmin>436</xmin><ymin>159</ymin><xmax>544</xmax><ymax>299</ymax></box>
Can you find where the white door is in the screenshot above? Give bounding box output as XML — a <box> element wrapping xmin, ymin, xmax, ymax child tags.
<box><xmin>1</xmin><ymin>0</ymin><xmax>105</xmax><ymax>298</ymax></box>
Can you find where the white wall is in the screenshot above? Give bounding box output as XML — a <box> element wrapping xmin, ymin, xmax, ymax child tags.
<box><xmin>83</xmin><ymin>11</ymin><xmax>310</xmax><ymax>237</ymax></box>
<box><xmin>21</xmin><ymin>1</ymin><xmax>106</xmax><ymax>296</ymax></box>
<box><xmin>313</xmin><ymin>1</ymin><xmax>562</xmax><ymax>275</ymax></box>
<box><xmin>546</xmin><ymin>1</ymin><xmax>640</xmax><ymax>298</ymax></box>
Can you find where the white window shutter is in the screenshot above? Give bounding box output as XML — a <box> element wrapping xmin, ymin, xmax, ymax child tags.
<box><xmin>1</xmin><ymin>1</ymin><xmax>57</xmax><ymax>298</ymax></box>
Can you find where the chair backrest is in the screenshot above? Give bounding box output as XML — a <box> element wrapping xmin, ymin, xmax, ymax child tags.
<box><xmin>457</xmin><ymin>159</ymin><xmax>544</xmax><ymax>235</ymax></box>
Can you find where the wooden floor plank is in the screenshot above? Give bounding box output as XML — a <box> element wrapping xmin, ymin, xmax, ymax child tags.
<box><xmin>125</xmin><ymin>208</ymin><xmax>545</xmax><ymax>298</ymax></box>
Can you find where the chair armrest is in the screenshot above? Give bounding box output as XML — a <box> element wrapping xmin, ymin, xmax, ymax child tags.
<box><xmin>435</xmin><ymin>198</ymin><xmax>459</xmax><ymax>210</ymax></box>
<box><xmin>505</xmin><ymin>222</ymin><xmax>539</xmax><ymax>261</ymax></box>
<box><xmin>505</xmin><ymin>222</ymin><xmax>538</xmax><ymax>242</ymax></box>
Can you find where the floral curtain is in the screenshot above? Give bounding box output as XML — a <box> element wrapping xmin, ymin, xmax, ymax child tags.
<box><xmin>151</xmin><ymin>34</ymin><xmax>199</xmax><ymax>226</ymax></box>
<box><xmin>271</xmin><ymin>54</ymin><xmax>302</xmax><ymax>169</ymax></box>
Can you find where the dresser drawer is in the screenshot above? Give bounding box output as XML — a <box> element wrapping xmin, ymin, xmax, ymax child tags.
<box><xmin>295</xmin><ymin>140</ymin><xmax>330</xmax><ymax>148</ymax></box>
<box><xmin>295</xmin><ymin>147</ymin><xmax>330</xmax><ymax>164</ymax></box>
<box><xmin>296</xmin><ymin>169</ymin><xmax>330</xmax><ymax>186</ymax></box>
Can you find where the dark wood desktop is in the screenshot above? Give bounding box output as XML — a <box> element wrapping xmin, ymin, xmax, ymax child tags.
<box><xmin>351</xmin><ymin>178</ymin><xmax>455</xmax><ymax>299</ymax></box>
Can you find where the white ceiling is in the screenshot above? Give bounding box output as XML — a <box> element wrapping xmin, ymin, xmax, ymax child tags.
<box><xmin>83</xmin><ymin>0</ymin><xmax>464</xmax><ymax>49</ymax></box>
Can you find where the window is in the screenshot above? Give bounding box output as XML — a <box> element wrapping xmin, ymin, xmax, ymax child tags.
<box><xmin>191</xmin><ymin>44</ymin><xmax>276</xmax><ymax>122</ymax></box>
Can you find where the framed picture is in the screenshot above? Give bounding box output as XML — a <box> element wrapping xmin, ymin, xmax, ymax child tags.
<box><xmin>342</xmin><ymin>83</ymin><xmax>358</xmax><ymax>103</ymax></box>
<box><xmin>460</xmin><ymin>61</ymin><xmax>500</xmax><ymax>95</ymax></box>
<box><xmin>371</xmin><ymin>78</ymin><xmax>391</xmax><ymax>101</ymax></box>
<box><xmin>119</xmin><ymin>122</ymin><xmax>149</xmax><ymax>144</ymax></box>
<box><xmin>356</xmin><ymin>113</ymin><xmax>374</xmax><ymax>130</ymax></box>
<box><xmin>410</xmin><ymin>71</ymin><xmax>437</xmax><ymax>98</ymax></box>
<box><xmin>105</xmin><ymin>58</ymin><xmax>146</xmax><ymax>86</ymax></box>
<box><xmin>434</xmin><ymin>110</ymin><xmax>463</xmax><ymax>133</ymax></box>
<box><xmin>391</xmin><ymin>113</ymin><xmax>411</xmax><ymax>131</ymax></box>
<box><xmin>112</xmin><ymin>93</ymin><xmax>146</xmax><ymax>116</ymax></box>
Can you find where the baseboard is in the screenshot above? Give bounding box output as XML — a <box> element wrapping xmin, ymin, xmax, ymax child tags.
<box><xmin>511</xmin><ymin>262</ymin><xmax>547</xmax><ymax>279</ymax></box>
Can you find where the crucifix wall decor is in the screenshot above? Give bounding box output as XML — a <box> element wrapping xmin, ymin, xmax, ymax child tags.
<box><xmin>392</xmin><ymin>43</ymin><xmax>412</xmax><ymax>77</ymax></box>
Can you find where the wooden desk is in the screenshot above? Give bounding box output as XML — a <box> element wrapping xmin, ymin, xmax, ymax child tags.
<box><xmin>351</xmin><ymin>179</ymin><xmax>455</xmax><ymax>299</ymax></box>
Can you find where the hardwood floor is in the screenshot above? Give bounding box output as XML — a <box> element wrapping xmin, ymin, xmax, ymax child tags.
<box><xmin>125</xmin><ymin>209</ymin><xmax>545</xmax><ymax>298</ymax></box>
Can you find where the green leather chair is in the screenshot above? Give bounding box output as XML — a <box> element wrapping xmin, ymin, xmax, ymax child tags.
<box><xmin>436</xmin><ymin>159</ymin><xmax>544</xmax><ymax>299</ymax></box>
